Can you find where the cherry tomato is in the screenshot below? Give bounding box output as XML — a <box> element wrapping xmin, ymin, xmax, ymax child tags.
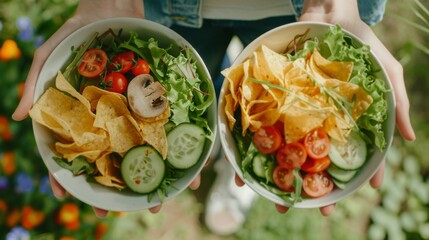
<box><xmin>276</xmin><ymin>142</ymin><xmax>307</xmax><ymax>169</ymax></box>
<box><xmin>303</xmin><ymin>128</ymin><xmax>330</xmax><ymax>159</ymax></box>
<box><xmin>253</xmin><ymin>126</ymin><xmax>283</xmax><ymax>154</ymax></box>
<box><xmin>302</xmin><ymin>172</ymin><xmax>334</xmax><ymax>198</ymax></box>
<box><xmin>301</xmin><ymin>156</ymin><xmax>331</xmax><ymax>173</ymax></box>
<box><xmin>102</xmin><ymin>72</ymin><xmax>128</xmax><ymax>94</ymax></box>
<box><xmin>272</xmin><ymin>166</ymin><xmax>295</xmax><ymax>192</ymax></box>
<box><xmin>78</xmin><ymin>49</ymin><xmax>107</xmax><ymax>78</ymax></box>
<box><xmin>109</xmin><ymin>51</ymin><xmax>135</xmax><ymax>73</ymax></box>
<box><xmin>273</xmin><ymin>120</ymin><xmax>285</xmax><ymax>136</ymax></box>
<box><xmin>132</xmin><ymin>59</ymin><xmax>151</xmax><ymax>76</ymax></box>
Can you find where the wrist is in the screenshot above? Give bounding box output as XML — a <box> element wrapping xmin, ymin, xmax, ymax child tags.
<box><xmin>300</xmin><ymin>0</ymin><xmax>361</xmax><ymax>24</ymax></box>
<box><xmin>76</xmin><ymin>0</ymin><xmax>144</xmax><ymax>20</ymax></box>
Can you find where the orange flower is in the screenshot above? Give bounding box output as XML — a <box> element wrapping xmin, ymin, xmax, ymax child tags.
<box><xmin>0</xmin><ymin>39</ymin><xmax>22</xmax><ymax>61</ymax></box>
<box><xmin>57</xmin><ymin>203</ymin><xmax>80</xmax><ymax>230</ymax></box>
<box><xmin>1</xmin><ymin>151</ymin><xmax>16</xmax><ymax>175</ymax></box>
<box><xmin>59</xmin><ymin>237</ymin><xmax>75</xmax><ymax>240</ymax></box>
<box><xmin>0</xmin><ymin>199</ymin><xmax>7</xmax><ymax>213</ymax></box>
<box><xmin>65</xmin><ymin>219</ymin><xmax>80</xmax><ymax>231</ymax></box>
<box><xmin>0</xmin><ymin>116</ymin><xmax>12</xmax><ymax>141</ymax></box>
<box><xmin>21</xmin><ymin>205</ymin><xmax>45</xmax><ymax>229</ymax></box>
<box><xmin>6</xmin><ymin>208</ymin><xmax>21</xmax><ymax>228</ymax></box>
<box><xmin>95</xmin><ymin>222</ymin><xmax>109</xmax><ymax>240</ymax></box>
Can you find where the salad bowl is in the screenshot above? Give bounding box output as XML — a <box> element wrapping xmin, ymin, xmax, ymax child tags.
<box><xmin>32</xmin><ymin>18</ymin><xmax>217</xmax><ymax>212</ymax></box>
<box><xmin>218</xmin><ymin>22</ymin><xmax>395</xmax><ymax>208</ymax></box>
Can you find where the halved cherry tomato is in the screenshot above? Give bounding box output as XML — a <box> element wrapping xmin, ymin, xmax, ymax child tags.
<box><xmin>303</xmin><ymin>128</ymin><xmax>330</xmax><ymax>159</ymax></box>
<box><xmin>132</xmin><ymin>59</ymin><xmax>150</xmax><ymax>76</ymax></box>
<box><xmin>109</xmin><ymin>51</ymin><xmax>135</xmax><ymax>73</ymax></box>
<box><xmin>276</xmin><ymin>142</ymin><xmax>307</xmax><ymax>169</ymax></box>
<box><xmin>272</xmin><ymin>166</ymin><xmax>295</xmax><ymax>192</ymax></box>
<box><xmin>302</xmin><ymin>172</ymin><xmax>334</xmax><ymax>198</ymax></box>
<box><xmin>273</xmin><ymin>120</ymin><xmax>285</xmax><ymax>136</ymax></box>
<box><xmin>78</xmin><ymin>49</ymin><xmax>107</xmax><ymax>78</ymax></box>
<box><xmin>102</xmin><ymin>72</ymin><xmax>128</xmax><ymax>94</ymax></box>
<box><xmin>253</xmin><ymin>126</ymin><xmax>283</xmax><ymax>154</ymax></box>
<box><xmin>301</xmin><ymin>156</ymin><xmax>331</xmax><ymax>173</ymax></box>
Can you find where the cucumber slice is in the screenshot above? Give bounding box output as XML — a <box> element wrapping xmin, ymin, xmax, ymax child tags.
<box><xmin>326</xmin><ymin>164</ymin><xmax>357</xmax><ymax>183</ymax></box>
<box><xmin>252</xmin><ymin>153</ymin><xmax>268</xmax><ymax>178</ymax></box>
<box><xmin>164</xmin><ymin>121</ymin><xmax>176</xmax><ymax>134</ymax></box>
<box><xmin>121</xmin><ymin>145</ymin><xmax>165</xmax><ymax>194</ymax></box>
<box><xmin>167</xmin><ymin>123</ymin><xmax>206</xmax><ymax>169</ymax></box>
<box><xmin>332</xmin><ymin>178</ymin><xmax>347</xmax><ymax>190</ymax></box>
<box><xmin>329</xmin><ymin>132</ymin><xmax>367</xmax><ymax>170</ymax></box>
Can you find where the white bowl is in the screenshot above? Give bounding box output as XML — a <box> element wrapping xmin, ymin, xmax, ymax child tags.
<box><xmin>218</xmin><ymin>22</ymin><xmax>395</xmax><ymax>208</ymax></box>
<box><xmin>32</xmin><ymin>18</ymin><xmax>217</xmax><ymax>212</ymax></box>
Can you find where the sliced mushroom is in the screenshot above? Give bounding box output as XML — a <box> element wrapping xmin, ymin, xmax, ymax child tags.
<box><xmin>127</xmin><ymin>74</ymin><xmax>168</xmax><ymax>119</ymax></box>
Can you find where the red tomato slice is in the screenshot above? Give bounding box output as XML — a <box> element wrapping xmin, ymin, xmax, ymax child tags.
<box><xmin>272</xmin><ymin>166</ymin><xmax>295</xmax><ymax>192</ymax></box>
<box><xmin>302</xmin><ymin>172</ymin><xmax>334</xmax><ymax>198</ymax></box>
<box><xmin>109</xmin><ymin>51</ymin><xmax>135</xmax><ymax>73</ymax></box>
<box><xmin>276</xmin><ymin>142</ymin><xmax>307</xmax><ymax>169</ymax></box>
<box><xmin>303</xmin><ymin>128</ymin><xmax>330</xmax><ymax>159</ymax></box>
<box><xmin>132</xmin><ymin>59</ymin><xmax>150</xmax><ymax>76</ymax></box>
<box><xmin>253</xmin><ymin>126</ymin><xmax>283</xmax><ymax>154</ymax></box>
<box><xmin>78</xmin><ymin>49</ymin><xmax>107</xmax><ymax>78</ymax></box>
<box><xmin>301</xmin><ymin>156</ymin><xmax>331</xmax><ymax>173</ymax></box>
<box><xmin>102</xmin><ymin>72</ymin><xmax>128</xmax><ymax>94</ymax></box>
<box><xmin>273</xmin><ymin>120</ymin><xmax>285</xmax><ymax>136</ymax></box>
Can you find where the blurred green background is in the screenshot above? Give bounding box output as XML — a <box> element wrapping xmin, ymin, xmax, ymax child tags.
<box><xmin>0</xmin><ymin>0</ymin><xmax>428</xmax><ymax>239</ymax></box>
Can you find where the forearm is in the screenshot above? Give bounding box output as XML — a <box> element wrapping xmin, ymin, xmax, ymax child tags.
<box><xmin>75</xmin><ymin>0</ymin><xmax>145</xmax><ymax>22</ymax></box>
<box><xmin>300</xmin><ymin>0</ymin><xmax>361</xmax><ymax>23</ymax></box>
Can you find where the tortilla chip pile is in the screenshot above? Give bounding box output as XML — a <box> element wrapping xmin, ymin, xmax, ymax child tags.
<box><xmin>223</xmin><ymin>45</ymin><xmax>373</xmax><ymax>143</ymax></box>
<box><xmin>30</xmin><ymin>72</ymin><xmax>170</xmax><ymax>189</ymax></box>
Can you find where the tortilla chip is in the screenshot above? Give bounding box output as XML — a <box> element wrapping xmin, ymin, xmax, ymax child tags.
<box><xmin>224</xmin><ymin>94</ymin><xmax>236</xmax><ymax>131</ymax></box>
<box><xmin>137</xmin><ymin>120</ymin><xmax>168</xmax><ymax>159</ymax></box>
<box><xmin>106</xmin><ymin>115</ymin><xmax>144</xmax><ymax>154</ymax></box>
<box><xmin>29</xmin><ymin>87</ymin><xmax>100</xmax><ymax>146</ymax></box>
<box><xmin>312</xmin><ymin>50</ymin><xmax>353</xmax><ymax>82</ymax></box>
<box><xmin>282</xmin><ymin>103</ymin><xmax>333</xmax><ymax>143</ymax></box>
<box><xmin>55</xmin><ymin>71</ymin><xmax>94</xmax><ymax>116</ymax></box>
<box><xmin>82</xmin><ymin>86</ymin><xmax>127</xmax><ymax>112</ymax></box>
<box><xmin>94</xmin><ymin>175</ymin><xmax>126</xmax><ymax>189</ymax></box>
<box><xmin>94</xmin><ymin>94</ymin><xmax>133</xmax><ymax>130</ymax></box>
<box><xmin>54</xmin><ymin>141</ymin><xmax>106</xmax><ymax>162</ymax></box>
<box><xmin>222</xmin><ymin>63</ymin><xmax>245</xmax><ymax>105</ymax></box>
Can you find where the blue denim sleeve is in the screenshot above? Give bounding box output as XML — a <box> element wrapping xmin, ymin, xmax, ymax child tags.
<box><xmin>144</xmin><ymin>0</ymin><xmax>203</xmax><ymax>28</ymax></box>
<box><xmin>146</xmin><ymin>0</ymin><xmax>387</xmax><ymax>28</ymax></box>
<box><xmin>291</xmin><ymin>0</ymin><xmax>387</xmax><ymax>26</ymax></box>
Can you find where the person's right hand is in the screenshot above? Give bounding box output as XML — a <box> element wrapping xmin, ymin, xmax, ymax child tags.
<box><xmin>13</xmin><ymin>0</ymin><xmax>146</xmax><ymax>218</ymax></box>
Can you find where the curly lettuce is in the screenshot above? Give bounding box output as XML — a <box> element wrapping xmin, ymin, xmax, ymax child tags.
<box><xmin>292</xmin><ymin>25</ymin><xmax>389</xmax><ymax>150</ymax></box>
<box><xmin>119</xmin><ymin>33</ymin><xmax>215</xmax><ymax>141</ymax></box>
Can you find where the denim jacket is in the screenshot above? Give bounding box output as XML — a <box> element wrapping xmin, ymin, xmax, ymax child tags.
<box><xmin>144</xmin><ymin>0</ymin><xmax>387</xmax><ymax>28</ymax></box>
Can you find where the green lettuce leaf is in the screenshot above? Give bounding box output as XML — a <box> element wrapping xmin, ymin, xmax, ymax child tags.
<box><xmin>119</xmin><ymin>33</ymin><xmax>215</xmax><ymax>141</ymax></box>
<box><xmin>292</xmin><ymin>25</ymin><xmax>389</xmax><ymax>150</ymax></box>
<box><xmin>53</xmin><ymin>156</ymin><xmax>95</xmax><ymax>175</ymax></box>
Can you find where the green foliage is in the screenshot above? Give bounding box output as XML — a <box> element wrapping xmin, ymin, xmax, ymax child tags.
<box><xmin>367</xmin><ymin>139</ymin><xmax>429</xmax><ymax>240</ymax></box>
